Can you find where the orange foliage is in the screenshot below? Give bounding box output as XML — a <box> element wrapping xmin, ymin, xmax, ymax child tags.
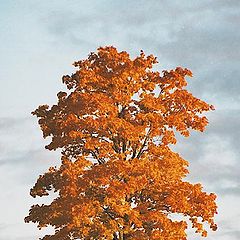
<box><xmin>25</xmin><ymin>46</ymin><xmax>217</xmax><ymax>239</ymax></box>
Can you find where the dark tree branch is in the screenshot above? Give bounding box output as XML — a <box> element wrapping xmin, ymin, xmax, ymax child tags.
<box><xmin>131</xmin><ymin>145</ymin><xmax>137</xmax><ymax>159</ymax></box>
<box><xmin>90</xmin><ymin>150</ymin><xmax>105</xmax><ymax>164</ymax></box>
<box><xmin>136</xmin><ymin>128</ymin><xmax>151</xmax><ymax>159</ymax></box>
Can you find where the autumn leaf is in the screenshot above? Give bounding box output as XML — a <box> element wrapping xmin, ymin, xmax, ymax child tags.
<box><xmin>25</xmin><ymin>46</ymin><xmax>217</xmax><ymax>240</ymax></box>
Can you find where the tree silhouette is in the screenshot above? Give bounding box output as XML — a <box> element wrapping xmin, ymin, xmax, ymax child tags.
<box><xmin>25</xmin><ymin>46</ymin><xmax>217</xmax><ymax>239</ymax></box>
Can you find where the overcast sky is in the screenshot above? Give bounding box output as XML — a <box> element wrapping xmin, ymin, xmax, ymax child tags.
<box><xmin>0</xmin><ymin>1</ymin><xmax>239</xmax><ymax>239</ymax></box>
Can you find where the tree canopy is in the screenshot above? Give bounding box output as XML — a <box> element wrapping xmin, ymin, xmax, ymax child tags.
<box><xmin>25</xmin><ymin>46</ymin><xmax>217</xmax><ymax>240</ymax></box>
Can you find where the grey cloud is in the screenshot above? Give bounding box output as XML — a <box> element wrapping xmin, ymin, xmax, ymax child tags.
<box><xmin>206</xmin><ymin>0</ymin><xmax>240</xmax><ymax>9</ymax></box>
<box><xmin>207</xmin><ymin>110</ymin><xmax>240</xmax><ymax>153</ymax></box>
<box><xmin>174</xmin><ymin>109</ymin><xmax>240</xmax><ymax>161</ymax></box>
<box><xmin>42</xmin><ymin>0</ymin><xmax>240</xmax><ymax>105</ymax></box>
<box><xmin>189</xmin><ymin>163</ymin><xmax>240</xmax><ymax>197</ymax></box>
<box><xmin>0</xmin><ymin>117</ymin><xmax>29</xmax><ymax>132</ymax></box>
<box><xmin>217</xmin><ymin>186</ymin><xmax>240</xmax><ymax>196</ymax></box>
<box><xmin>225</xmin><ymin>230</ymin><xmax>240</xmax><ymax>238</ymax></box>
<box><xmin>172</xmin><ymin>109</ymin><xmax>240</xmax><ymax>198</ymax></box>
<box><xmin>0</xmin><ymin>223</ymin><xmax>6</xmax><ymax>231</ymax></box>
<box><xmin>0</xmin><ymin>148</ymin><xmax>59</xmax><ymax>184</ymax></box>
<box><xmin>0</xmin><ymin>117</ymin><xmax>60</xmax><ymax>185</ymax></box>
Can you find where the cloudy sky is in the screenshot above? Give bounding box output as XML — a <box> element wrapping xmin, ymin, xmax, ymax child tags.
<box><xmin>0</xmin><ymin>1</ymin><xmax>239</xmax><ymax>239</ymax></box>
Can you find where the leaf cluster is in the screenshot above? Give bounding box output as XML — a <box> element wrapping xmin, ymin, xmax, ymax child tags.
<box><xmin>26</xmin><ymin>46</ymin><xmax>217</xmax><ymax>240</ymax></box>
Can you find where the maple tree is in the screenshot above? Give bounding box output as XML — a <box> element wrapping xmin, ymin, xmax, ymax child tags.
<box><xmin>25</xmin><ymin>46</ymin><xmax>217</xmax><ymax>240</ymax></box>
